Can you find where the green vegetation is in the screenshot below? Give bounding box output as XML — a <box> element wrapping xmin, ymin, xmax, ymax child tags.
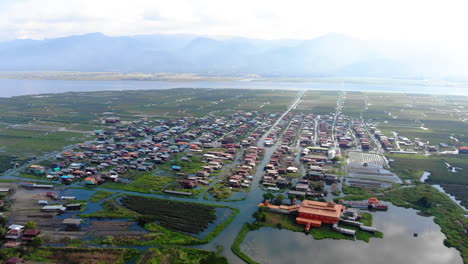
<box><xmin>387</xmin><ymin>154</ymin><xmax>468</xmax><ymax>207</ymax></box>
<box><xmin>101</xmin><ymin>173</ymin><xmax>174</xmax><ymax>194</ymax></box>
<box><xmin>0</xmin><ymin>247</ymin><xmax>137</xmax><ymax>264</ymax></box>
<box><xmin>208</xmin><ymin>185</ymin><xmax>232</xmax><ymax>200</ymax></box>
<box><xmin>99</xmin><ymin>222</ymin><xmax>201</xmax><ymax>246</ymax></box>
<box><xmin>382</xmin><ymin>185</ymin><xmax>468</xmax><ymax>263</ymax></box>
<box><xmin>0</xmin><ymin>128</ymin><xmax>86</xmax><ymax>158</ymax></box>
<box><xmin>81</xmin><ymin>198</ymin><xmax>136</xmax><ymax>219</ymax></box>
<box><xmin>136</xmin><ymin>247</ymin><xmax>228</xmax><ymax>264</ymax></box>
<box><xmin>141</xmin><ymin>223</ymin><xmax>201</xmax><ymax>245</ymax></box>
<box><xmin>342</xmin><ymin>184</ymin><xmax>381</xmax><ymax>196</ymax></box>
<box><xmin>231</xmin><ymin>223</ymin><xmax>260</xmax><ymax>264</ymax></box>
<box><xmin>0</xmin><ymin>155</ymin><xmax>19</xmax><ymax>173</ymax></box>
<box><xmin>89</xmin><ymin>190</ymin><xmax>115</xmax><ymax>203</ymax></box>
<box><xmin>201</xmin><ymin>207</ymin><xmax>238</xmax><ymax>243</ymax></box>
<box><xmin>121</xmin><ymin>195</ymin><xmax>216</xmax><ymax>234</ymax></box>
<box><xmin>363</xmin><ymin>92</ymin><xmax>468</xmax><ymax>145</ymax></box>
<box><xmin>103</xmin><ymin>207</ymin><xmax>238</xmax><ymax>247</ymax></box>
<box><xmin>295</xmin><ymin>90</ymin><xmax>339</xmax><ymax>114</ymax></box>
<box><xmin>167</xmin><ymin>155</ymin><xmax>205</xmax><ymax>174</ymax></box>
<box><xmin>360</xmin><ymin>212</ymin><xmax>373</xmax><ymax>226</ymax></box>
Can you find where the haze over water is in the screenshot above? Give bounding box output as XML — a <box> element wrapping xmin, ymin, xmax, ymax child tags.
<box><xmin>1</xmin><ymin>79</ymin><xmax>468</xmax><ymax>97</ymax></box>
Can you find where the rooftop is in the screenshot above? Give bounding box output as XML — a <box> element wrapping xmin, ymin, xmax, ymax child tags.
<box><xmin>297</xmin><ymin>200</ymin><xmax>342</xmax><ymax>219</ymax></box>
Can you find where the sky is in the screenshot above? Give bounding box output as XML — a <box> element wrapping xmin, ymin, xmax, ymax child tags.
<box><xmin>1</xmin><ymin>0</ymin><xmax>468</xmax><ymax>48</ymax></box>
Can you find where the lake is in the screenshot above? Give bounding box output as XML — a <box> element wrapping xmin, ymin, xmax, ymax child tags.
<box><xmin>1</xmin><ymin>79</ymin><xmax>468</xmax><ymax>97</ymax></box>
<box><xmin>240</xmin><ymin>204</ymin><xmax>463</xmax><ymax>264</ymax></box>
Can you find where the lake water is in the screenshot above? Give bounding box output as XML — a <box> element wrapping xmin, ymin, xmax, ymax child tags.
<box><xmin>240</xmin><ymin>204</ymin><xmax>463</xmax><ymax>264</ymax></box>
<box><xmin>1</xmin><ymin>79</ymin><xmax>468</xmax><ymax>97</ymax></box>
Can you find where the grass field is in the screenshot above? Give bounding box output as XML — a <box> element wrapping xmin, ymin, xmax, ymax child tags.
<box><xmin>136</xmin><ymin>247</ymin><xmax>228</xmax><ymax>264</ymax></box>
<box><xmin>0</xmin><ymin>247</ymin><xmax>139</xmax><ymax>264</ymax></box>
<box><xmin>363</xmin><ymin>92</ymin><xmax>468</xmax><ymax>145</ymax></box>
<box><xmin>100</xmin><ymin>173</ymin><xmax>174</xmax><ymax>194</ymax></box>
<box><xmin>89</xmin><ymin>190</ymin><xmax>115</xmax><ymax>203</ymax></box>
<box><xmin>0</xmin><ymin>155</ymin><xmax>18</xmax><ymax>173</ymax></box>
<box><xmin>294</xmin><ymin>90</ymin><xmax>339</xmax><ymax>114</ymax></box>
<box><xmin>387</xmin><ymin>154</ymin><xmax>468</xmax><ymax>207</ymax></box>
<box><xmin>0</xmin><ymin>128</ymin><xmax>86</xmax><ymax>158</ymax></box>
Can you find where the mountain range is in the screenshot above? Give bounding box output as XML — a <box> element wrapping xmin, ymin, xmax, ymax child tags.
<box><xmin>0</xmin><ymin>32</ymin><xmax>464</xmax><ymax>79</ymax></box>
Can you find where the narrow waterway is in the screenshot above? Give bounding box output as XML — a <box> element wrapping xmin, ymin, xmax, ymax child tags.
<box><xmin>420</xmin><ymin>172</ymin><xmax>467</xmax><ymax>211</ymax></box>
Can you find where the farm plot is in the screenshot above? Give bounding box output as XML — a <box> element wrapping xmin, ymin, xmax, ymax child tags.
<box><xmin>27</xmin><ymin>247</ymin><xmax>132</xmax><ymax>264</ymax></box>
<box><xmin>363</xmin><ymin>92</ymin><xmax>468</xmax><ymax>146</ymax></box>
<box><xmin>0</xmin><ymin>128</ymin><xmax>86</xmax><ymax>158</ymax></box>
<box><xmin>348</xmin><ymin>151</ymin><xmax>388</xmax><ymax>168</ymax></box>
<box><xmin>341</xmin><ymin>91</ymin><xmax>367</xmax><ymax>117</ymax></box>
<box><xmin>294</xmin><ymin>90</ymin><xmax>338</xmax><ymax>114</ymax></box>
<box><xmin>121</xmin><ymin>195</ymin><xmax>216</xmax><ymax>234</ymax></box>
<box><xmin>137</xmin><ymin>247</ymin><xmax>228</xmax><ymax>264</ymax></box>
<box><xmin>90</xmin><ymin>221</ymin><xmax>148</xmax><ymax>238</ymax></box>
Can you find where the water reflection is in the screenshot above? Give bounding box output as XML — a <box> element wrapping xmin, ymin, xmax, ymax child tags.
<box><xmin>241</xmin><ymin>204</ymin><xmax>462</xmax><ymax>264</ymax></box>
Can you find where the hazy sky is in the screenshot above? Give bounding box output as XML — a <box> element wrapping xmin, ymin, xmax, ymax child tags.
<box><xmin>1</xmin><ymin>0</ymin><xmax>467</xmax><ymax>46</ymax></box>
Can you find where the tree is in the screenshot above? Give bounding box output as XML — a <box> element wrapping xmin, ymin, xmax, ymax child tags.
<box><xmin>288</xmin><ymin>195</ymin><xmax>296</xmax><ymax>204</ymax></box>
<box><xmin>313</xmin><ymin>183</ymin><xmax>323</xmax><ymax>192</ymax></box>
<box><xmin>135</xmin><ymin>215</ymin><xmax>157</xmax><ymax>226</ymax></box>
<box><xmin>274</xmin><ymin>194</ymin><xmax>286</xmax><ymax>205</ymax></box>
<box><xmin>417</xmin><ymin>196</ymin><xmax>432</xmax><ymax>208</ymax></box>
<box><xmin>253</xmin><ymin>210</ymin><xmax>266</xmax><ymax>222</ymax></box>
<box><xmin>263</xmin><ymin>192</ymin><xmax>275</xmax><ymax>202</ymax></box>
<box><xmin>102</xmin><ymin>235</ymin><xmax>115</xmax><ymax>245</ymax></box>
<box><xmin>61</xmin><ymin>236</ymin><xmax>71</xmax><ymax>245</ymax></box>
<box><xmin>31</xmin><ymin>236</ymin><xmax>44</xmax><ymax>248</ymax></box>
<box><xmin>25</xmin><ymin>220</ymin><xmax>36</xmax><ymax>230</ymax></box>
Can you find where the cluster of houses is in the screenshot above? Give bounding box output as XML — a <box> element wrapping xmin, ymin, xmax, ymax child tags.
<box><xmin>334</xmin><ymin>114</ymin><xmax>355</xmax><ymax>149</ymax></box>
<box><xmin>296</xmin><ymin>113</ymin><xmax>343</xmax><ymax>198</ymax></box>
<box><xmin>317</xmin><ymin>115</ymin><xmax>335</xmax><ymax>148</ymax></box>
<box><xmin>175</xmin><ymin>150</ymin><xmax>234</xmax><ymax>191</ymax></box>
<box><xmin>226</xmin><ymin>147</ymin><xmax>264</xmax><ymax>188</ymax></box>
<box><xmin>28</xmin><ymin>138</ymin><xmax>183</xmax><ymax>185</ymax></box>
<box><xmin>263</xmin><ymin>113</ymin><xmax>294</xmax><ymax>147</ymax></box>
<box><xmin>369</xmin><ymin>126</ymin><xmax>394</xmax><ymax>150</ymax></box>
<box><xmin>24</xmin><ymin>110</ymin><xmax>274</xmax><ymax>189</ymax></box>
<box><xmin>352</xmin><ymin>119</ymin><xmax>371</xmax><ymax>150</ymax></box>
<box><xmin>260</xmin><ymin>114</ymin><xmax>306</xmax><ymax>191</ymax></box>
<box><xmin>262</xmin><ymin>145</ymin><xmax>300</xmax><ymax>191</ymax></box>
<box><xmin>3</xmin><ymin>224</ymin><xmax>40</xmax><ymax>248</ymax></box>
<box><xmin>298</xmin><ymin>114</ymin><xmax>315</xmax><ymax>146</ymax></box>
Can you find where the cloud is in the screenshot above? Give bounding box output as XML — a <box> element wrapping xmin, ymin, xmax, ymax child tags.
<box><xmin>0</xmin><ymin>0</ymin><xmax>468</xmax><ymax>52</ymax></box>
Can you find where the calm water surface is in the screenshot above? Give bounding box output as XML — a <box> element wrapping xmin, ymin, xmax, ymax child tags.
<box><xmin>240</xmin><ymin>204</ymin><xmax>462</xmax><ymax>264</ymax></box>
<box><xmin>1</xmin><ymin>79</ymin><xmax>468</xmax><ymax>97</ymax></box>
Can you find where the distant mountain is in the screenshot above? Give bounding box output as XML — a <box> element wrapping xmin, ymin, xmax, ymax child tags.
<box><xmin>0</xmin><ymin>32</ymin><xmax>463</xmax><ymax>78</ymax></box>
